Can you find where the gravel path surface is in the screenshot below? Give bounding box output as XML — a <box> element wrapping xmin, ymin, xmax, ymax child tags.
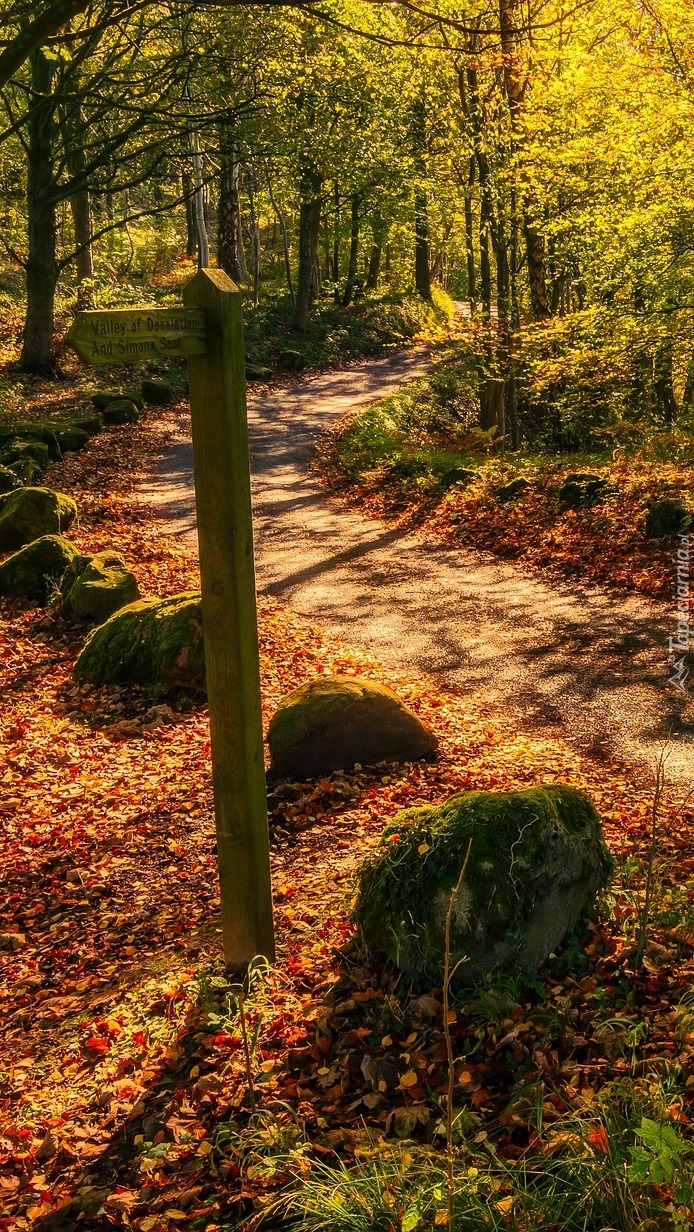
<box><xmin>140</xmin><ymin>347</ymin><xmax>693</xmax><ymax>787</ymax></box>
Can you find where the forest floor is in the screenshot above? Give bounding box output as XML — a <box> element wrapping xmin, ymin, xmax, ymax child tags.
<box><xmin>1</xmin><ymin>353</ymin><xmax>694</xmax><ymax>1230</ymax></box>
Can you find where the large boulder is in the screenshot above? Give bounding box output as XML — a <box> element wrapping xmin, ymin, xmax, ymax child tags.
<box><xmin>268</xmin><ymin>676</ymin><xmax>437</xmax><ymax>777</ymax></box>
<box><xmin>355</xmin><ymin>785</ymin><xmax>612</xmax><ymax>986</ymax></box>
<box><xmin>645</xmin><ymin>498</ymin><xmax>691</xmax><ymax>539</ymax></box>
<box><xmin>103</xmin><ymin>399</ymin><xmax>140</xmax><ymax>425</ymax></box>
<box><xmin>60</xmin><ymin>550</ymin><xmax>140</xmax><ymax>624</ymax></box>
<box><xmin>74</xmin><ymin>592</ymin><xmax>204</xmax><ymax>691</ymax></box>
<box><xmin>0</xmin><ymin>535</ymin><xmax>78</xmax><ymax>604</ymax></box>
<box><xmin>0</xmin><ymin>487</ymin><xmax>77</xmax><ymax>552</ymax></box>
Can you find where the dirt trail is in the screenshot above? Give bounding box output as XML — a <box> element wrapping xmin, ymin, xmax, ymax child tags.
<box><xmin>140</xmin><ymin>347</ymin><xmax>693</xmax><ymax>786</ymax></box>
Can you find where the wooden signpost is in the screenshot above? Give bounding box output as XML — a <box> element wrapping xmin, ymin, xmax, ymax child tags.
<box><xmin>67</xmin><ymin>270</ymin><xmax>275</xmax><ymax>968</ymax></box>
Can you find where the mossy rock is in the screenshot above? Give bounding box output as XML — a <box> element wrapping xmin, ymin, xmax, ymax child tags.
<box><xmin>60</xmin><ymin>550</ymin><xmax>140</xmax><ymax>624</ymax></box>
<box><xmin>0</xmin><ymin>487</ymin><xmax>77</xmax><ymax>552</ymax></box>
<box><xmin>497</xmin><ymin>476</ymin><xmax>531</xmax><ymax>503</ymax></box>
<box><xmin>103</xmin><ymin>399</ymin><xmax>140</xmax><ymax>425</ymax></box>
<box><xmin>268</xmin><ymin>675</ymin><xmax>437</xmax><ymax>778</ymax></box>
<box><xmin>384</xmin><ymin>457</ymin><xmax>431</xmax><ymax>483</ymax></box>
<box><xmin>73</xmin><ymin>592</ymin><xmax>204</xmax><ymax>692</ymax></box>
<box><xmin>0</xmin><ymin>465</ymin><xmax>22</xmax><ymax>494</ymax></box>
<box><xmin>3</xmin><ymin>439</ymin><xmax>50</xmax><ymax>469</ymax></box>
<box><xmin>70</xmin><ymin>413</ymin><xmax>102</xmax><ymax>436</ymax></box>
<box><xmin>278</xmin><ymin>349</ymin><xmax>306</xmax><ymax>372</ymax></box>
<box><xmin>52</xmin><ymin>425</ymin><xmax>90</xmax><ymax>453</ymax></box>
<box><xmin>0</xmin><ymin>535</ymin><xmax>78</xmax><ymax>605</ymax></box>
<box><xmin>355</xmin><ymin>785</ymin><xmax>612</xmax><ymax>986</ymax></box>
<box><xmin>644</xmin><ymin>498</ymin><xmax>691</xmax><ymax>539</ymax></box>
<box><xmin>245</xmin><ymin>364</ymin><xmax>273</xmax><ymax>381</ymax></box>
<box><xmin>8</xmin><ymin>457</ymin><xmax>42</xmax><ymax>485</ymax></box>
<box><xmin>12</xmin><ymin>422</ymin><xmax>62</xmax><ymax>460</ymax></box>
<box><xmin>436</xmin><ymin>465</ymin><xmax>478</xmax><ymax>491</ymax></box>
<box><xmin>141</xmin><ymin>378</ymin><xmax>173</xmax><ymax>406</ymax></box>
<box><xmin>559</xmin><ymin>473</ymin><xmax>612</xmax><ymax>508</ymax></box>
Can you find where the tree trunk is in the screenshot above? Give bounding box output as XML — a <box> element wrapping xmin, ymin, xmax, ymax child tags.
<box><xmin>366</xmin><ymin>243</ymin><xmax>382</xmax><ymax>290</ymax></box>
<box><xmin>266</xmin><ymin>167</ymin><xmax>294</xmax><ymax>305</ymax></box>
<box><xmin>20</xmin><ymin>49</ymin><xmax>60</xmax><ymax>376</ymax></box>
<box><xmin>218</xmin><ymin>122</ymin><xmax>245</xmax><ymax>283</ymax></box>
<box><xmin>342</xmin><ymin>191</ymin><xmax>361</xmax><ymax>306</ymax></box>
<box><xmin>499</xmin><ymin>0</ymin><xmax>551</xmax><ymax>321</ymax></box>
<box><xmin>412</xmin><ymin>97</ymin><xmax>432</xmax><ymax>301</ymax></box>
<box><xmin>182</xmin><ymin>172</ymin><xmax>197</xmax><ymax>257</ymax></box>
<box><xmin>332</xmin><ymin>181</ymin><xmax>340</xmax><ymax>286</ymax></box>
<box><xmin>293</xmin><ymin>167</ymin><xmax>322</xmax><ymax>331</ymax></box>
<box><xmin>61</xmin><ymin>103</ymin><xmax>93</xmax><ymax>308</ymax></box>
<box><xmin>247</xmin><ymin>173</ymin><xmax>260</xmax><ymax>306</ymax></box>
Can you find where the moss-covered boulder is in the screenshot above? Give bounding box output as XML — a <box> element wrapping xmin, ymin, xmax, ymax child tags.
<box><xmin>12</xmin><ymin>422</ymin><xmax>61</xmax><ymax>460</ymax></box>
<box><xmin>245</xmin><ymin>363</ymin><xmax>273</xmax><ymax>381</ymax></box>
<box><xmin>355</xmin><ymin>785</ymin><xmax>612</xmax><ymax>986</ymax></box>
<box><xmin>60</xmin><ymin>550</ymin><xmax>140</xmax><ymax>624</ymax></box>
<box><xmin>103</xmin><ymin>399</ymin><xmax>140</xmax><ymax>425</ymax></box>
<box><xmin>90</xmin><ymin>391</ymin><xmax>122</xmax><ymax>411</ymax></box>
<box><xmin>497</xmin><ymin>476</ymin><xmax>531</xmax><ymax>503</ymax></box>
<box><xmin>559</xmin><ymin>473</ymin><xmax>613</xmax><ymax>509</ymax></box>
<box><xmin>436</xmin><ymin>465</ymin><xmax>478</xmax><ymax>490</ymax></box>
<box><xmin>8</xmin><ymin>457</ymin><xmax>42</xmax><ymax>485</ymax></box>
<box><xmin>278</xmin><ymin>349</ymin><xmax>306</xmax><ymax>372</ymax></box>
<box><xmin>52</xmin><ymin>425</ymin><xmax>90</xmax><ymax>453</ymax></box>
<box><xmin>73</xmin><ymin>592</ymin><xmax>204</xmax><ymax>691</ymax></box>
<box><xmin>0</xmin><ymin>535</ymin><xmax>78</xmax><ymax>604</ymax></box>
<box><xmin>3</xmin><ymin>439</ymin><xmax>50</xmax><ymax>470</ymax></box>
<box><xmin>71</xmin><ymin>412</ymin><xmax>102</xmax><ymax>436</ymax></box>
<box><xmin>0</xmin><ymin>465</ymin><xmax>22</xmax><ymax>494</ymax></box>
<box><xmin>0</xmin><ymin>487</ymin><xmax>77</xmax><ymax>551</ymax></box>
<box><xmin>268</xmin><ymin>676</ymin><xmax>437</xmax><ymax>778</ymax></box>
<box><xmin>141</xmin><ymin>378</ymin><xmax>173</xmax><ymax>406</ymax></box>
<box><xmin>645</xmin><ymin>498</ymin><xmax>691</xmax><ymax>539</ymax></box>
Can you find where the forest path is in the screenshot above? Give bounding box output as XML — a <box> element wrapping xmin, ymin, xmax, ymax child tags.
<box><xmin>141</xmin><ymin>346</ymin><xmax>693</xmax><ymax>786</ymax></box>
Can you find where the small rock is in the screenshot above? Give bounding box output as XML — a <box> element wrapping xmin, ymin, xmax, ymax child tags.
<box><xmin>103</xmin><ymin>399</ymin><xmax>140</xmax><ymax>425</ymax></box>
<box><xmin>90</xmin><ymin>391</ymin><xmax>124</xmax><ymax>411</ymax></box>
<box><xmin>141</xmin><ymin>378</ymin><xmax>173</xmax><ymax>405</ymax></box>
<box><xmin>278</xmin><ymin>349</ymin><xmax>305</xmax><ymax>372</ymax></box>
<box><xmin>3</xmin><ymin>439</ymin><xmax>50</xmax><ymax>469</ymax></box>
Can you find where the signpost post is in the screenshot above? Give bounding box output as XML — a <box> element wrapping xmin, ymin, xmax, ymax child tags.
<box><xmin>67</xmin><ymin>271</ymin><xmax>275</xmax><ymax>968</ymax></box>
